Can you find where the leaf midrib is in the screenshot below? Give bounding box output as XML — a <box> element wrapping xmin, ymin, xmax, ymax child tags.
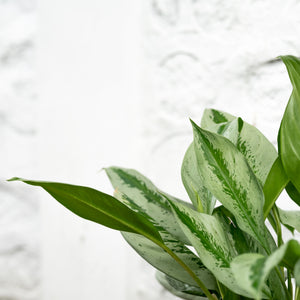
<box><xmin>197</xmin><ymin>130</ymin><xmax>266</xmax><ymax>251</ymax></box>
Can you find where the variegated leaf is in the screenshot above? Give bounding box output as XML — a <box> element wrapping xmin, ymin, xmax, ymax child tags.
<box><xmin>156</xmin><ymin>271</ymin><xmax>212</xmax><ymax>300</ymax></box>
<box><xmin>167</xmin><ymin>199</ymin><xmax>252</xmax><ymax>298</ymax></box>
<box><xmin>122</xmin><ymin>230</ymin><xmax>217</xmax><ymax>290</ymax></box>
<box><xmin>191</xmin><ymin>121</ymin><xmax>269</xmax><ymax>253</ymax></box>
<box><xmin>181</xmin><ymin>143</ymin><xmax>216</xmax><ymax>214</ymax></box>
<box><xmin>231</xmin><ymin>239</ymin><xmax>300</xmax><ymax>299</ymax></box>
<box><xmin>105</xmin><ymin>167</ymin><xmax>190</xmax><ymax>244</ymax></box>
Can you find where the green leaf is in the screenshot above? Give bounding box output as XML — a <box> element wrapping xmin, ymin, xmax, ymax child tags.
<box><xmin>167</xmin><ymin>199</ymin><xmax>252</xmax><ymax>298</ymax></box>
<box><xmin>263</xmin><ymin>157</ymin><xmax>289</xmax><ymax>219</ymax></box>
<box><xmin>295</xmin><ymin>259</ymin><xmax>300</xmax><ymax>287</ymax></box>
<box><xmin>181</xmin><ymin>143</ymin><xmax>216</xmax><ymax>214</ymax></box>
<box><xmin>155</xmin><ymin>271</ymin><xmax>211</xmax><ymax>300</ymax></box>
<box><xmin>278</xmin><ymin>55</ymin><xmax>300</xmax><ymax>195</ymax></box>
<box><xmin>201</xmin><ymin>108</ymin><xmax>235</xmax><ymax>134</ymax></box>
<box><xmin>8</xmin><ymin>177</ymin><xmax>163</xmax><ymax>244</ymax></box>
<box><xmin>121</xmin><ymin>230</ymin><xmax>217</xmax><ymax>290</ymax></box>
<box><xmin>105</xmin><ymin>167</ymin><xmax>190</xmax><ymax>244</ymax></box>
<box><xmin>285</xmin><ymin>181</ymin><xmax>300</xmax><ymax>207</ymax></box>
<box><xmin>190</xmin><ymin>120</ymin><xmax>269</xmax><ymax>253</ymax></box>
<box><xmin>231</xmin><ymin>239</ymin><xmax>300</xmax><ymax>299</ymax></box>
<box><xmin>278</xmin><ymin>208</ymin><xmax>300</xmax><ymax>233</ymax></box>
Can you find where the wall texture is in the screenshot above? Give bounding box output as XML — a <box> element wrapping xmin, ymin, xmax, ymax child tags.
<box><xmin>2</xmin><ymin>1</ymin><xmax>300</xmax><ymax>300</ymax></box>
<box><xmin>0</xmin><ymin>0</ymin><xmax>40</xmax><ymax>299</ymax></box>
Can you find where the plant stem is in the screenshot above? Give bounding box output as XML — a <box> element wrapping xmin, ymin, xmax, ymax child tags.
<box><xmin>287</xmin><ymin>269</ymin><xmax>293</xmax><ymax>299</ymax></box>
<box><xmin>272</xmin><ymin>206</ymin><xmax>283</xmax><ymax>247</ymax></box>
<box><xmin>275</xmin><ymin>267</ymin><xmax>291</xmax><ymax>300</ymax></box>
<box><xmin>295</xmin><ymin>286</ymin><xmax>300</xmax><ymax>300</ymax></box>
<box><xmin>159</xmin><ymin>242</ymin><xmax>217</xmax><ymax>300</ymax></box>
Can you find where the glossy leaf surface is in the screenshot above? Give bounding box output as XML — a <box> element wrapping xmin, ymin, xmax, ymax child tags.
<box><xmin>105</xmin><ymin>167</ymin><xmax>190</xmax><ymax>244</ymax></box>
<box><xmin>263</xmin><ymin>157</ymin><xmax>288</xmax><ymax>219</ymax></box>
<box><xmin>191</xmin><ymin>121</ymin><xmax>269</xmax><ymax>252</ymax></box>
<box><xmin>278</xmin><ymin>55</ymin><xmax>300</xmax><ymax>193</ymax></box>
<box><xmin>9</xmin><ymin>178</ymin><xmax>163</xmax><ymax>243</ymax></box>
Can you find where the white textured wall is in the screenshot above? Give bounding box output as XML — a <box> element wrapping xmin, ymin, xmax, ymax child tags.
<box><xmin>2</xmin><ymin>1</ymin><xmax>300</xmax><ymax>299</ymax></box>
<box><xmin>0</xmin><ymin>0</ymin><xmax>40</xmax><ymax>299</ymax></box>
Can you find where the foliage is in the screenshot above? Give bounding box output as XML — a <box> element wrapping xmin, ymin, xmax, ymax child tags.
<box><xmin>9</xmin><ymin>55</ymin><xmax>300</xmax><ymax>299</ymax></box>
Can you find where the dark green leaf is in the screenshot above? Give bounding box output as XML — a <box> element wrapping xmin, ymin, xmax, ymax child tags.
<box><xmin>8</xmin><ymin>177</ymin><xmax>163</xmax><ymax>244</ymax></box>
<box><xmin>191</xmin><ymin>121</ymin><xmax>269</xmax><ymax>253</ymax></box>
<box><xmin>278</xmin><ymin>55</ymin><xmax>300</xmax><ymax>195</ymax></box>
<box><xmin>295</xmin><ymin>259</ymin><xmax>300</xmax><ymax>287</ymax></box>
<box><xmin>263</xmin><ymin>157</ymin><xmax>288</xmax><ymax>219</ymax></box>
<box><xmin>285</xmin><ymin>181</ymin><xmax>300</xmax><ymax>207</ymax></box>
<box><xmin>105</xmin><ymin>167</ymin><xmax>190</xmax><ymax>244</ymax></box>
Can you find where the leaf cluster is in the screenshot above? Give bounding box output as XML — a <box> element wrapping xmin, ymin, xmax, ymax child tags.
<box><xmin>9</xmin><ymin>55</ymin><xmax>300</xmax><ymax>299</ymax></box>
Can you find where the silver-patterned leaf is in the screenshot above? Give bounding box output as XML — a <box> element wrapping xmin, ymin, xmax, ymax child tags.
<box><xmin>105</xmin><ymin>167</ymin><xmax>190</xmax><ymax>244</ymax></box>
<box><xmin>191</xmin><ymin>121</ymin><xmax>269</xmax><ymax>252</ymax></box>
<box><xmin>278</xmin><ymin>208</ymin><xmax>300</xmax><ymax>233</ymax></box>
<box><xmin>167</xmin><ymin>199</ymin><xmax>252</xmax><ymax>298</ymax></box>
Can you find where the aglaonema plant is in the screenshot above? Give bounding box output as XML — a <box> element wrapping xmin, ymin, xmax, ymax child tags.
<box><xmin>8</xmin><ymin>55</ymin><xmax>300</xmax><ymax>300</ymax></box>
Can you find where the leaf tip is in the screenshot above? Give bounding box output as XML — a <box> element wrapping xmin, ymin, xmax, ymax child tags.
<box><xmin>7</xmin><ymin>177</ymin><xmax>23</xmax><ymax>182</ymax></box>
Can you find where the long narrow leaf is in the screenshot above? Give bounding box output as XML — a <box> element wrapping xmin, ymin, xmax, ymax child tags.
<box><xmin>8</xmin><ymin>178</ymin><xmax>163</xmax><ymax>244</ymax></box>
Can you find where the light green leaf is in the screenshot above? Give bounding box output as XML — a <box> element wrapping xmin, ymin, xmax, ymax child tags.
<box><xmin>202</xmin><ymin>109</ymin><xmax>277</xmax><ymax>186</ymax></box>
<box><xmin>191</xmin><ymin>120</ymin><xmax>269</xmax><ymax>253</ymax></box>
<box><xmin>167</xmin><ymin>199</ymin><xmax>252</xmax><ymax>298</ymax></box>
<box><xmin>231</xmin><ymin>239</ymin><xmax>300</xmax><ymax>299</ymax></box>
<box><xmin>263</xmin><ymin>157</ymin><xmax>289</xmax><ymax>219</ymax></box>
<box><xmin>8</xmin><ymin>178</ymin><xmax>163</xmax><ymax>244</ymax></box>
<box><xmin>105</xmin><ymin>167</ymin><xmax>190</xmax><ymax>244</ymax></box>
<box><xmin>278</xmin><ymin>208</ymin><xmax>300</xmax><ymax>233</ymax></box>
<box><xmin>201</xmin><ymin>108</ymin><xmax>235</xmax><ymax>134</ymax></box>
<box><xmin>278</xmin><ymin>55</ymin><xmax>300</xmax><ymax>195</ymax></box>
<box><xmin>156</xmin><ymin>271</ymin><xmax>211</xmax><ymax>300</ymax></box>
<box><xmin>181</xmin><ymin>143</ymin><xmax>216</xmax><ymax>214</ymax></box>
<box><xmin>295</xmin><ymin>259</ymin><xmax>300</xmax><ymax>287</ymax></box>
<box><xmin>122</xmin><ymin>230</ymin><xmax>217</xmax><ymax>290</ymax></box>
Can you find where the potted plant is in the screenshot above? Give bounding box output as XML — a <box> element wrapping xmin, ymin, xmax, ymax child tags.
<box><xmin>9</xmin><ymin>55</ymin><xmax>300</xmax><ymax>300</ymax></box>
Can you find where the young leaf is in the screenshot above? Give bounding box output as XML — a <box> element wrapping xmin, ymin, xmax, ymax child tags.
<box><xmin>231</xmin><ymin>239</ymin><xmax>300</xmax><ymax>299</ymax></box>
<box><xmin>8</xmin><ymin>178</ymin><xmax>163</xmax><ymax>244</ymax></box>
<box><xmin>263</xmin><ymin>157</ymin><xmax>289</xmax><ymax>219</ymax></box>
<box><xmin>278</xmin><ymin>55</ymin><xmax>300</xmax><ymax>195</ymax></box>
<box><xmin>181</xmin><ymin>143</ymin><xmax>216</xmax><ymax>214</ymax></box>
<box><xmin>105</xmin><ymin>167</ymin><xmax>190</xmax><ymax>244</ymax></box>
<box><xmin>167</xmin><ymin>199</ymin><xmax>253</xmax><ymax>298</ymax></box>
<box><xmin>121</xmin><ymin>230</ymin><xmax>217</xmax><ymax>290</ymax></box>
<box><xmin>190</xmin><ymin>121</ymin><xmax>269</xmax><ymax>253</ymax></box>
